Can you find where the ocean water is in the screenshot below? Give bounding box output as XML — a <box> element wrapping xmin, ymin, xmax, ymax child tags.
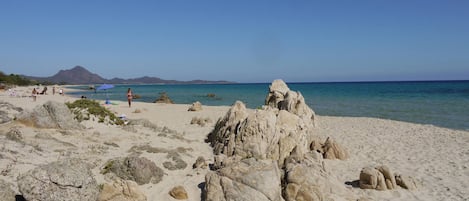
<box><xmin>68</xmin><ymin>81</ymin><xmax>469</xmax><ymax>131</ymax></box>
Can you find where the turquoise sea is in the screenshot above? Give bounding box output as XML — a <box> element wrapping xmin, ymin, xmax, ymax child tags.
<box><xmin>69</xmin><ymin>81</ymin><xmax>469</xmax><ymax>131</ymax></box>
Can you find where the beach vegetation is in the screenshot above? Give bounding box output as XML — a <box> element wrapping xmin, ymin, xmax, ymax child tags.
<box><xmin>0</xmin><ymin>71</ymin><xmax>56</xmax><ymax>86</ymax></box>
<box><xmin>66</xmin><ymin>99</ymin><xmax>124</xmax><ymax>125</ymax></box>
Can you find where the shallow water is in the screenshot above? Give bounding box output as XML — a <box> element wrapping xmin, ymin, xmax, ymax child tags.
<box><xmin>69</xmin><ymin>81</ymin><xmax>469</xmax><ymax>131</ymax></box>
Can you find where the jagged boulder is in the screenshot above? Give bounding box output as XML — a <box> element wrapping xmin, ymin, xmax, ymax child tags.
<box><xmin>102</xmin><ymin>156</ymin><xmax>164</xmax><ymax>185</ymax></box>
<box><xmin>98</xmin><ymin>178</ymin><xmax>147</xmax><ymax>201</ymax></box>
<box><xmin>17</xmin><ymin>158</ymin><xmax>99</xmax><ymax>201</ymax></box>
<box><xmin>16</xmin><ymin>101</ymin><xmax>82</xmax><ymax>129</ymax></box>
<box><xmin>205</xmin><ymin>158</ymin><xmax>284</xmax><ymax>201</ymax></box>
<box><xmin>0</xmin><ymin>179</ymin><xmax>15</xmax><ymax>201</ymax></box>
<box><xmin>208</xmin><ymin>102</ymin><xmax>314</xmax><ymax>167</ymax></box>
<box><xmin>265</xmin><ymin>79</ymin><xmax>316</xmax><ymax>124</ymax></box>
<box><xmin>188</xmin><ymin>101</ymin><xmax>202</xmax><ymax>111</ymax></box>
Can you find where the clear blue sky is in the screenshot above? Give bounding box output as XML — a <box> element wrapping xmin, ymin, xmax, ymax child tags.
<box><xmin>1</xmin><ymin>0</ymin><xmax>468</xmax><ymax>82</ymax></box>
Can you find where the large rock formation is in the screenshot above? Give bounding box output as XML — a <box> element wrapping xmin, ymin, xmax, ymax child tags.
<box><xmin>16</xmin><ymin>101</ymin><xmax>82</xmax><ymax>129</ymax></box>
<box><xmin>205</xmin><ymin>80</ymin><xmax>351</xmax><ymax>201</ymax></box>
<box><xmin>17</xmin><ymin>158</ymin><xmax>99</xmax><ymax>201</ymax></box>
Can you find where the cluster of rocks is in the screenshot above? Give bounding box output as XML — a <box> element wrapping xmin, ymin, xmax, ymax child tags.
<box><xmin>204</xmin><ymin>79</ymin><xmax>351</xmax><ymax>201</ymax></box>
<box><xmin>359</xmin><ymin>165</ymin><xmax>418</xmax><ymax>191</ymax></box>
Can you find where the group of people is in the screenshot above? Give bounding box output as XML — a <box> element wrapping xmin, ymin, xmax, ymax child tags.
<box><xmin>31</xmin><ymin>86</ymin><xmax>64</xmax><ymax>101</ymax></box>
<box><xmin>31</xmin><ymin>86</ymin><xmax>134</xmax><ymax>108</ymax></box>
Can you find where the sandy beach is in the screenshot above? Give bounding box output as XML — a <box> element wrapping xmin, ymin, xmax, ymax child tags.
<box><xmin>1</xmin><ymin>85</ymin><xmax>468</xmax><ymax>201</ymax></box>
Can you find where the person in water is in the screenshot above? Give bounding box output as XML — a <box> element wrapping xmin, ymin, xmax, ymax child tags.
<box><xmin>127</xmin><ymin>88</ymin><xmax>132</xmax><ymax>107</ymax></box>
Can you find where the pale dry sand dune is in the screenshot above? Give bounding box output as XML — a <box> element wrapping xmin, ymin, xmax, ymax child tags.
<box><xmin>0</xmin><ymin>86</ymin><xmax>468</xmax><ymax>201</ymax></box>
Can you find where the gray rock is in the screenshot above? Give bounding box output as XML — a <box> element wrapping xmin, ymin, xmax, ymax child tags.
<box><xmin>0</xmin><ymin>179</ymin><xmax>15</xmax><ymax>201</ymax></box>
<box><xmin>0</xmin><ymin>101</ymin><xmax>23</xmax><ymax>124</ymax></box>
<box><xmin>16</xmin><ymin>101</ymin><xmax>82</xmax><ymax>129</ymax></box>
<box><xmin>204</xmin><ymin>158</ymin><xmax>284</xmax><ymax>201</ymax></box>
<box><xmin>17</xmin><ymin>158</ymin><xmax>99</xmax><ymax>201</ymax></box>
<box><xmin>102</xmin><ymin>156</ymin><xmax>164</xmax><ymax>185</ymax></box>
<box><xmin>163</xmin><ymin>152</ymin><xmax>187</xmax><ymax>170</ymax></box>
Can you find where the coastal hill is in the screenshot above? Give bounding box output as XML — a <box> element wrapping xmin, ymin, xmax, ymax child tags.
<box><xmin>25</xmin><ymin>66</ymin><xmax>233</xmax><ymax>85</ymax></box>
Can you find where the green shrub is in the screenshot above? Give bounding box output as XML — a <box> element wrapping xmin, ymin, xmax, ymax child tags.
<box><xmin>66</xmin><ymin>99</ymin><xmax>124</xmax><ymax>125</ymax></box>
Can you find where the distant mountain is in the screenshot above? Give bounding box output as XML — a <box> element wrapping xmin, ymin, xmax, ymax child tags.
<box><xmin>25</xmin><ymin>66</ymin><xmax>233</xmax><ymax>85</ymax></box>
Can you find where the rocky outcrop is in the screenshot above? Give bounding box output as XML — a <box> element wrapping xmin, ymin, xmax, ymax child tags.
<box><xmin>16</xmin><ymin>101</ymin><xmax>82</xmax><ymax>129</ymax></box>
<box><xmin>0</xmin><ymin>179</ymin><xmax>15</xmax><ymax>201</ymax></box>
<box><xmin>208</xmin><ymin>102</ymin><xmax>315</xmax><ymax>168</ymax></box>
<box><xmin>154</xmin><ymin>92</ymin><xmax>174</xmax><ymax>104</ymax></box>
<box><xmin>169</xmin><ymin>186</ymin><xmax>188</xmax><ymax>200</ymax></box>
<box><xmin>205</xmin><ymin>80</ymin><xmax>351</xmax><ymax>201</ymax></box>
<box><xmin>188</xmin><ymin>101</ymin><xmax>202</xmax><ymax>111</ymax></box>
<box><xmin>102</xmin><ymin>156</ymin><xmax>164</xmax><ymax>185</ymax></box>
<box><xmin>17</xmin><ymin>158</ymin><xmax>99</xmax><ymax>201</ymax></box>
<box><xmin>205</xmin><ymin>158</ymin><xmax>284</xmax><ymax>201</ymax></box>
<box><xmin>98</xmin><ymin>178</ymin><xmax>147</xmax><ymax>201</ymax></box>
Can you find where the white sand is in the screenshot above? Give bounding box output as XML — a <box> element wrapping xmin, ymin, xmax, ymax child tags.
<box><xmin>0</xmin><ymin>86</ymin><xmax>468</xmax><ymax>200</ymax></box>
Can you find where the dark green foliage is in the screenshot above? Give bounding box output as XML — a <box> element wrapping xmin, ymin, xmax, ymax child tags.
<box><xmin>0</xmin><ymin>72</ymin><xmax>35</xmax><ymax>86</ymax></box>
<box><xmin>65</xmin><ymin>99</ymin><xmax>124</xmax><ymax>125</ymax></box>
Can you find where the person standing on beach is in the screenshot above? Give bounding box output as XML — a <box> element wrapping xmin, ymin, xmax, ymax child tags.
<box><xmin>32</xmin><ymin>88</ymin><xmax>37</xmax><ymax>101</ymax></box>
<box><xmin>127</xmin><ymin>88</ymin><xmax>133</xmax><ymax>107</ymax></box>
<box><xmin>52</xmin><ymin>86</ymin><xmax>55</xmax><ymax>95</ymax></box>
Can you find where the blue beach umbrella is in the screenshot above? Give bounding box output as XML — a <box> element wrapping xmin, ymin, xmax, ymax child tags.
<box><xmin>97</xmin><ymin>84</ymin><xmax>114</xmax><ymax>104</ymax></box>
<box><xmin>97</xmin><ymin>84</ymin><xmax>114</xmax><ymax>90</ymax></box>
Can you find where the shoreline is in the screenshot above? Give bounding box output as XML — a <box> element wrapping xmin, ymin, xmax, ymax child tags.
<box><xmin>0</xmin><ymin>85</ymin><xmax>468</xmax><ymax>200</ymax></box>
